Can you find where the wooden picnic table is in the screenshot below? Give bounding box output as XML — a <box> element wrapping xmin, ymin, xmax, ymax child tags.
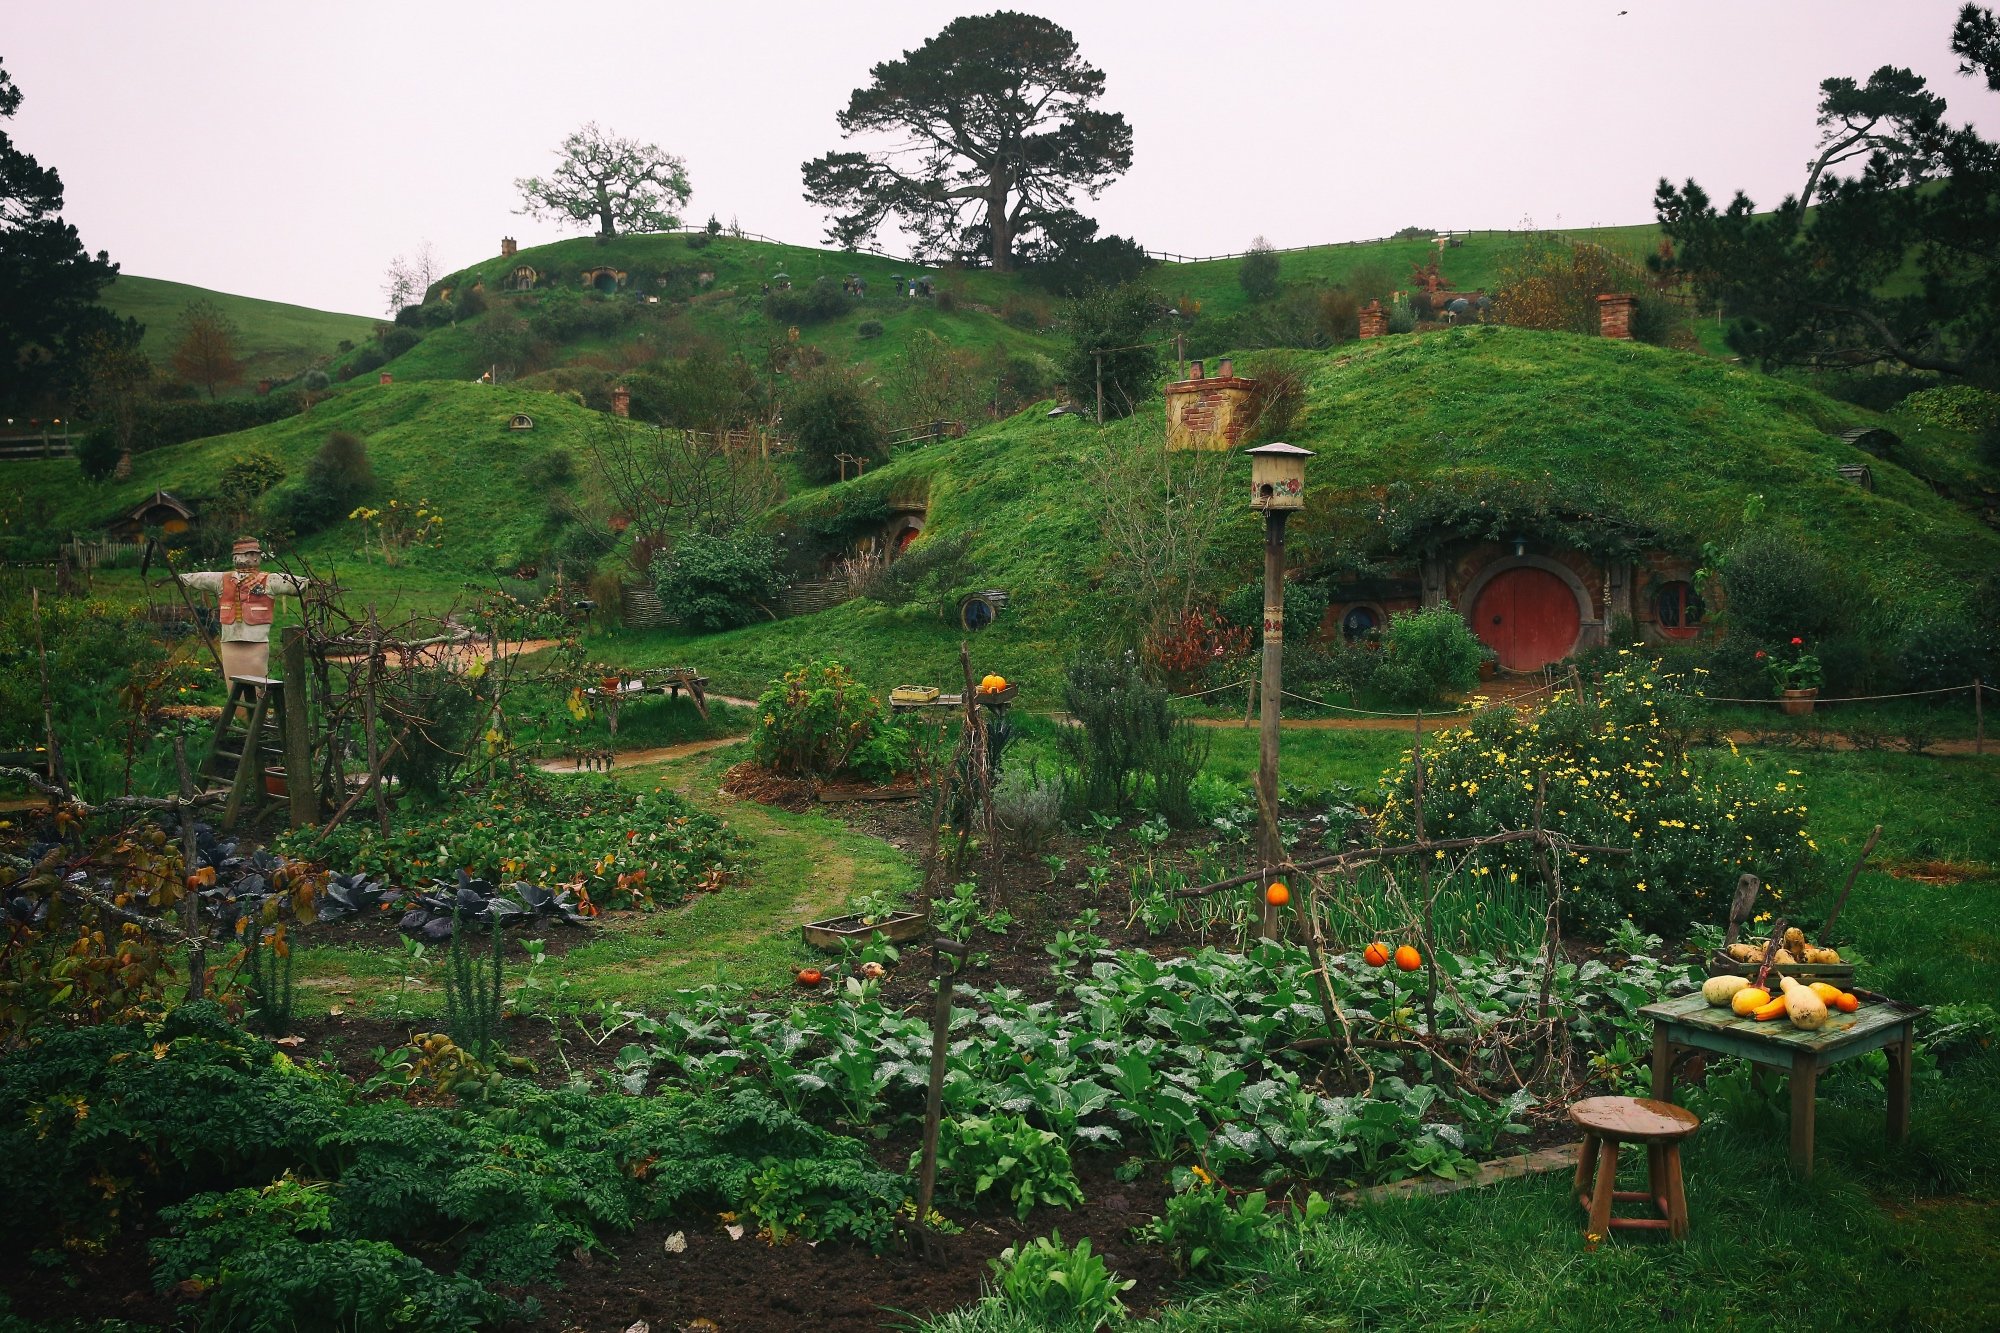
<box><xmin>1641</xmin><ymin>989</ymin><xmax>1924</xmax><ymax>1178</ymax></box>
<box><xmin>583</xmin><ymin>669</ymin><xmax>710</xmax><ymax>732</ymax></box>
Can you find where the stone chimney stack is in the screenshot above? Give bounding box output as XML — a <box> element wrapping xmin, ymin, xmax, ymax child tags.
<box><xmin>1359</xmin><ymin>300</ymin><xmax>1388</xmax><ymax>340</ymax></box>
<box><xmin>500</xmin><ymin>236</ymin><xmax>517</xmax><ymax>258</ymax></box>
<box><xmin>611</xmin><ymin>385</ymin><xmax>631</xmax><ymax>418</ymax></box>
<box><xmin>379</xmin><ymin>372</ymin><xmax>393</xmax><ymax>386</ymax></box>
<box><xmin>1596</xmin><ymin>292</ymin><xmax>1636</xmax><ymax>339</ymax></box>
<box><xmin>1165</xmin><ymin>360</ymin><xmax>1254</xmax><ymax>452</ymax></box>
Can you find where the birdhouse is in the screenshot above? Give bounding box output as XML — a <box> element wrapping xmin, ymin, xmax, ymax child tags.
<box><xmin>1246</xmin><ymin>442</ymin><xmax>1312</xmax><ymax>511</ymax></box>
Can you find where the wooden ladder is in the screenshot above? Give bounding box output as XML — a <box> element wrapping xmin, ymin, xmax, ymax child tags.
<box><xmin>203</xmin><ymin>675</ymin><xmax>291</xmax><ymax>830</ymax></box>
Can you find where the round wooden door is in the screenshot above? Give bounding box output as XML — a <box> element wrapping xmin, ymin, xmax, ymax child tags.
<box><xmin>1471</xmin><ymin>567</ymin><xmax>1581</xmax><ymax>672</ymax></box>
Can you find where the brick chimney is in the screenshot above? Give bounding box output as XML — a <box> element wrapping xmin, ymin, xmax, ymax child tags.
<box><xmin>1597</xmin><ymin>292</ymin><xmax>1636</xmax><ymax>339</ymax></box>
<box><xmin>500</xmin><ymin>236</ymin><xmax>517</xmax><ymax>258</ymax></box>
<box><xmin>1359</xmin><ymin>300</ymin><xmax>1388</xmax><ymax>340</ymax></box>
<box><xmin>611</xmin><ymin>384</ymin><xmax>631</xmax><ymax>418</ymax></box>
<box><xmin>379</xmin><ymin>372</ymin><xmax>393</xmax><ymax>386</ymax></box>
<box><xmin>1165</xmin><ymin>360</ymin><xmax>1255</xmax><ymax>452</ymax></box>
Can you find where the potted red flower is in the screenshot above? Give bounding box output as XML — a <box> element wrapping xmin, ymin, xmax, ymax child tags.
<box><xmin>1763</xmin><ymin>638</ymin><xmax>1823</xmax><ymax>716</ymax></box>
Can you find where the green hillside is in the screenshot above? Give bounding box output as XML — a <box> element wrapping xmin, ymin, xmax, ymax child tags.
<box><xmin>1151</xmin><ymin>222</ymin><xmax>1668</xmax><ymax>320</ymax></box>
<box><xmin>376</xmin><ymin>232</ymin><xmax>1062</xmax><ymax>391</ymax></box>
<box><xmin>12</xmin><ymin>380</ymin><xmax>608</xmax><ymax>584</ymax></box>
<box><xmin>100</xmin><ymin>274</ymin><xmax>376</xmax><ymax>391</ymax></box>
<box><xmin>603</xmin><ymin>325</ymin><xmax>2000</xmax><ymax>696</ymax></box>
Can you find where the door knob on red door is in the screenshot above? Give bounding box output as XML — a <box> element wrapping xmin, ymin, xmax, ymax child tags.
<box><xmin>1492</xmin><ymin>616</ymin><xmax>1502</xmax><ymax>625</ymax></box>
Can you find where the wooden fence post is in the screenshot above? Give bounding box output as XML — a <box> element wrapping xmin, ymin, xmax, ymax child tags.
<box><xmin>281</xmin><ymin>627</ymin><xmax>317</xmax><ymax>827</ymax></box>
<box><xmin>1977</xmin><ymin>679</ymin><xmax>1985</xmax><ymax>756</ymax></box>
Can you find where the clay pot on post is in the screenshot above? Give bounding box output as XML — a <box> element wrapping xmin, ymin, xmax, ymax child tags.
<box><xmin>1781</xmin><ymin>687</ymin><xmax>1818</xmax><ymax>717</ymax></box>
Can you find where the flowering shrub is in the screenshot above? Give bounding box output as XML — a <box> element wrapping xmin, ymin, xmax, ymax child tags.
<box><xmin>752</xmin><ymin>660</ymin><xmax>887</xmax><ymax>779</ymax></box>
<box><xmin>278</xmin><ymin>771</ymin><xmax>737</xmax><ymax>911</ymax></box>
<box><xmin>1147</xmin><ymin>605</ymin><xmax>1252</xmax><ymax>693</ymax></box>
<box><xmin>1377</xmin><ymin>657</ymin><xmax>1818</xmax><ymax>936</ymax></box>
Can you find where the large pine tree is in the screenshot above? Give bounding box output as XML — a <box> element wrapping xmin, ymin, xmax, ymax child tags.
<box><xmin>801</xmin><ymin>12</ymin><xmax>1133</xmax><ymax>271</ymax></box>
<box><xmin>0</xmin><ymin>57</ymin><xmax>136</xmax><ymax>415</ymax></box>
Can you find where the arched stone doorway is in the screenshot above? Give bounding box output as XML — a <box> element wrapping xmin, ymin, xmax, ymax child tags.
<box><xmin>1462</xmin><ymin>557</ymin><xmax>1593</xmax><ymax>672</ymax></box>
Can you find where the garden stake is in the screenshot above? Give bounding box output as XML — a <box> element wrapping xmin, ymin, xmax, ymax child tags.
<box><xmin>1723</xmin><ymin>873</ymin><xmax>1760</xmax><ymax>951</ymax></box>
<box><xmin>1817</xmin><ymin>825</ymin><xmax>1880</xmax><ymax>947</ymax></box>
<box><xmin>141</xmin><ymin>536</ymin><xmax>226</xmax><ymax>678</ymax></box>
<box><xmin>912</xmin><ymin>937</ymin><xmax>969</xmax><ymax>1260</ymax></box>
<box><xmin>173</xmin><ymin>734</ymin><xmax>205</xmax><ymax>1001</ymax></box>
<box><xmin>1974</xmin><ymin>679</ymin><xmax>1984</xmax><ymax>755</ymax></box>
<box><xmin>1299</xmin><ymin>872</ymin><xmax>1369</xmax><ymax>1091</ymax></box>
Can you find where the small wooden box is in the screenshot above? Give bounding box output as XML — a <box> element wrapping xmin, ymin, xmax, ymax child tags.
<box><xmin>802</xmin><ymin>910</ymin><xmax>930</xmax><ymax>951</ymax></box>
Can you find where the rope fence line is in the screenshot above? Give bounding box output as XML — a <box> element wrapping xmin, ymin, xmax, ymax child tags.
<box><xmin>1689</xmin><ymin>683</ymin><xmax>1980</xmax><ymax>705</ymax></box>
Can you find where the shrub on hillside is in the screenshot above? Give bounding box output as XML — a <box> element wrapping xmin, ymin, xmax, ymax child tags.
<box><xmin>76</xmin><ymin>430</ymin><xmax>122</xmax><ymax>481</ymax></box>
<box><xmin>1717</xmin><ymin>528</ymin><xmax>1846</xmax><ymax>651</ymax></box>
<box><xmin>1058</xmin><ymin>283</ymin><xmax>1163</xmax><ymax>420</ymax></box>
<box><xmin>649</xmin><ymin>531</ymin><xmax>787</xmax><ymax>632</ymax></box>
<box><xmin>378</xmin><ymin>326</ymin><xmax>423</xmax><ymax>359</ymax></box>
<box><xmin>337</xmin><ymin>344</ymin><xmax>387</xmax><ymax>382</ymax></box>
<box><xmin>1220</xmin><ymin>577</ymin><xmax>1329</xmax><ymax>645</ymax></box>
<box><xmin>1377</xmin><ymin>657</ymin><xmax>1816</xmax><ymax>937</ymax></box>
<box><xmin>270</xmin><ymin>431</ymin><xmax>374</xmax><ymax>534</ymax></box>
<box><xmin>752</xmin><ymin>659</ymin><xmax>886</xmax><ymax>779</ymax></box>
<box><xmin>1370</xmin><ymin>605</ymin><xmax>1486</xmax><ymax>706</ymax></box>
<box><xmin>1239</xmin><ymin>238</ymin><xmax>1281</xmax><ymax>302</ymax></box>
<box><xmin>786</xmin><ymin>372</ymin><xmax>882</xmax><ymax>483</ymax></box>
<box><xmin>1899</xmin><ymin>384</ymin><xmax>2000</xmax><ymax>432</ymax></box>
<box><xmin>856</xmin><ymin>319</ymin><xmax>885</xmax><ymax>339</ymax></box>
<box><xmin>764</xmin><ymin>279</ymin><xmax>852</xmax><ymax>326</ymax></box>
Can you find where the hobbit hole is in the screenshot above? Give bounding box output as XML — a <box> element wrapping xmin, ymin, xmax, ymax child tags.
<box><xmin>582</xmin><ymin>266</ymin><xmax>627</xmax><ymax>293</ymax></box>
<box><xmin>502</xmin><ymin>265</ymin><xmax>538</xmax><ymax>292</ymax></box>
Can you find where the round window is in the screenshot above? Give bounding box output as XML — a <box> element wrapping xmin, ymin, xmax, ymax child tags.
<box><xmin>1654</xmin><ymin>581</ymin><xmax>1704</xmax><ymax>639</ymax></box>
<box><xmin>1341</xmin><ymin>606</ymin><xmax>1379</xmax><ymax>641</ymax></box>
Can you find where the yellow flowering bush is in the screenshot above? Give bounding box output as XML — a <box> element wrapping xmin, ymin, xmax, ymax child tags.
<box><xmin>1378</xmin><ymin>658</ymin><xmax>1817</xmax><ymax>936</ymax></box>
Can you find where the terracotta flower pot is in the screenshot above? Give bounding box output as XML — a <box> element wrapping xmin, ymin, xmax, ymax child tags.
<box><xmin>1780</xmin><ymin>687</ymin><xmax>1818</xmax><ymax>717</ymax></box>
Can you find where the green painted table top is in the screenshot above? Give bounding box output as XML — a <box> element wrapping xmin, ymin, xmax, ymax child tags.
<box><xmin>1640</xmin><ymin>990</ymin><xmax>1922</xmax><ymax>1056</ymax></box>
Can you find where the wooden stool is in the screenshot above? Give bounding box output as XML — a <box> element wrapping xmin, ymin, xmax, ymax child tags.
<box><xmin>1569</xmin><ymin>1096</ymin><xmax>1700</xmax><ymax>1243</ymax></box>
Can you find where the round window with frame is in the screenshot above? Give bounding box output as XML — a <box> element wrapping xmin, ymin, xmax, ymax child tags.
<box><xmin>1341</xmin><ymin>605</ymin><xmax>1380</xmax><ymax>642</ymax></box>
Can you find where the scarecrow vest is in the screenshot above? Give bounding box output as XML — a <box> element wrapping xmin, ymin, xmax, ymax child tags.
<box><xmin>219</xmin><ymin>572</ymin><xmax>274</xmax><ymax>626</ymax></box>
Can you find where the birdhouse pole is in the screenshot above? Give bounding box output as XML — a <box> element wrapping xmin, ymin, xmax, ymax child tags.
<box><xmin>1245</xmin><ymin>444</ymin><xmax>1312</xmax><ymax>941</ymax></box>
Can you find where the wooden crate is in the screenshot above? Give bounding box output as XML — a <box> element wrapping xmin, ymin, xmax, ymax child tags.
<box><xmin>802</xmin><ymin>910</ymin><xmax>930</xmax><ymax>951</ymax></box>
<box><xmin>1707</xmin><ymin>950</ymin><xmax>1855</xmax><ymax>988</ymax></box>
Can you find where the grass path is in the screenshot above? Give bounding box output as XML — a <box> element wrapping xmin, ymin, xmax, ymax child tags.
<box><xmin>290</xmin><ymin>745</ymin><xmax>916</xmax><ymax>1015</ymax></box>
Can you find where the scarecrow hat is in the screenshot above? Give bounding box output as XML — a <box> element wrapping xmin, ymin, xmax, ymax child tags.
<box><xmin>232</xmin><ymin>536</ymin><xmax>263</xmax><ymax>556</ymax></box>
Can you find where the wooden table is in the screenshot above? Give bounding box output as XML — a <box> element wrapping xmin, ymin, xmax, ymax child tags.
<box><xmin>1641</xmin><ymin>990</ymin><xmax>1923</xmax><ymax>1178</ymax></box>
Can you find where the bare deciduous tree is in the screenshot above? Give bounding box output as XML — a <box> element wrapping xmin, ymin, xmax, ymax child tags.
<box><xmin>168</xmin><ymin>299</ymin><xmax>243</xmax><ymax>400</ymax></box>
<box><xmin>381</xmin><ymin>241</ymin><xmax>441</xmax><ymax>316</ymax></box>
<box><xmin>1092</xmin><ymin>430</ymin><xmax>1236</xmax><ymax>636</ymax></box>
<box><xmin>580</xmin><ymin>419</ymin><xmax>784</xmax><ymax>570</ymax></box>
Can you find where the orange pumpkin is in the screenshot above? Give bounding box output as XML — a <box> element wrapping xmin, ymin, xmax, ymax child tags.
<box><xmin>1833</xmin><ymin>991</ymin><xmax>1861</xmax><ymax>1013</ymax></box>
<box><xmin>1265</xmin><ymin>881</ymin><xmax>1290</xmax><ymax>907</ymax></box>
<box><xmin>1394</xmin><ymin>944</ymin><xmax>1422</xmax><ymax>972</ymax></box>
<box><xmin>1363</xmin><ymin>941</ymin><xmax>1391</xmax><ymax>967</ymax></box>
<box><xmin>796</xmin><ymin>968</ymin><xmax>824</xmax><ymax>987</ymax></box>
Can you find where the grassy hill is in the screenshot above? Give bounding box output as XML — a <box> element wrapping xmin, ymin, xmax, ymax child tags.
<box><xmin>12</xmin><ymin>380</ymin><xmax>609</xmax><ymax>593</ymax></box>
<box><xmin>99</xmin><ymin>275</ymin><xmax>376</xmax><ymax>393</ymax></box>
<box><xmin>594</xmin><ymin>325</ymin><xmax>1999</xmax><ymax>697</ymax></box>
<box><xmin>372</xmin><ymin>232</ymin><xmax>1063</xmax><ymax>391</ymax></box>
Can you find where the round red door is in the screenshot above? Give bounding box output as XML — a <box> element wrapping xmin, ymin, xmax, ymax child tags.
<box><xmin>1471</xmin><ymin>567</ymin><xmax>1581</xmax><ymax>672</ymax></box>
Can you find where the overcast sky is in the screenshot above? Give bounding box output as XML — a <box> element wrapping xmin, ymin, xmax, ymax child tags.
<box><xmin>8</xmin><ymin>1</ymin><xmax>1993</xmax><ymax>315</ymax></box>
